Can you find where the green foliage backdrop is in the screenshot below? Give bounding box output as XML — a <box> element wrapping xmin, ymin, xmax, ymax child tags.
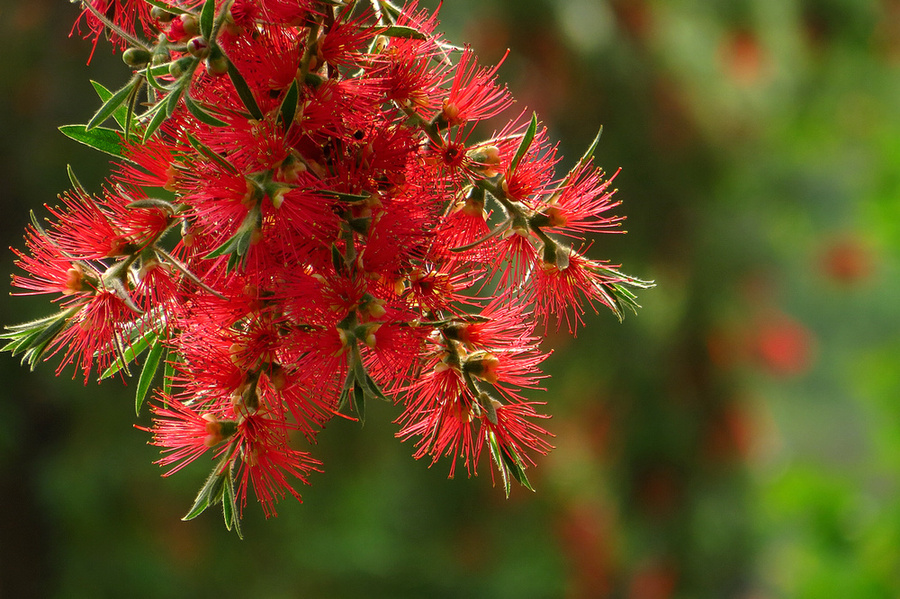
<box><xmin>2</xmin><ymin>1</ymin><xmax>899</xmax><ymax>597</ymax></box>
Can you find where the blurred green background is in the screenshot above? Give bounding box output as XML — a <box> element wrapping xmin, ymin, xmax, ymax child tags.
<box><xmin>2</xmin><ymin>0</ymin><xmax>900</xmax><ymax>597</ymax></box>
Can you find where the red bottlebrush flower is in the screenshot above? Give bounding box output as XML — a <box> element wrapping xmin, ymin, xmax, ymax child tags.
<box><xmin>143</xmin><ymin>397</ymin><xmax>231</xmax><ymax>475</ymax></box>
<box><xmin>5</xmin><ymin>0</ymin><xmax>650</xmax><ymax>528</ymax></box>
<box><xmin>530</xmin><ymin>247</ymin><xmax>624</xmax><ymax>333</ymax></box>
<box><xmin>43</xmin><ymin>190</ymin><xmax>134</xmax><ymax>259</ymax></box>
<box><xmin>478</xmin><ymin>401</ymin><xmax>553</xmax><ymax>473</ymax></box>
<box><xmin>400</xmin><ymin>389</ymin><xmax>480</xmax><ymax>478</ymax></box>
<box><xmin>536</xmin><ymin>165</ymin><xmax>624</xmax><ymax>238</ymax></box>
<box><xmin>72</xmin><ymin>0</ymin><xmax>155</xmax><ymax>61</ymax></box>
<box><xmin>440</xmin><ymin>47</ymin><xmax>513</xmax><ymax>127</ymax></box>
<box><xmin>47</xmin><ymin>288</ymin><xmax>136</xmax><ymax>381</ymax></box>
<box><xmin>11</xmin><ymin>227</ymin><xmax>96</xmax><ymax>299</ymax></box>
<box><xmin>229</xmin><ymin>410</ymin><xmax>321</xmax><ymax>518</ymax></box>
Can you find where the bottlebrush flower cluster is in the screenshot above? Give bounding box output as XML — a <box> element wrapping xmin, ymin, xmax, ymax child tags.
<box><xmin>4</xmin><ymin>0</ymin><xmax>650</xmax><ymax>533</ymax></box>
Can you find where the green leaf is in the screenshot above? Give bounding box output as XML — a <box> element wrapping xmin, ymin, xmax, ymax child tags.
<box><xmin>162</xmin><ymin>349</ymin><xmax>176</xmax><ymax>398</ymax></box>
<box><xmin>577</xmin><ymin>126</ymin><xmax>602</xmax><ymax>169</ymax></box>
<box><xmin>142</xmin><ymin>103</ymin><xmax>169</xmax><ymax>142</ymax></box>
<box><xmin>1</xmin><ymin>307</ymin><xmax>79</xmax><ymax>371</ymax></box>
<box><xmin>67</xmin><ymin>165</ymin><xmax>87</xmax><ymax>194</ymax></box>
<box><xmin>499</xmin><ymin>444</ymin><xmax>534</xmax><ymax>492</ymax></box>
<box><xmin>59</xmin><ymin>125</ymin><xmax>123</xmax><ymax>158</ymax></box>
<box><xmin>135</xmin><ymin>337</ymin><xmax>165</xmax><ymax>416</ymax></box>
<box><xmin>321</xmin><ymin>190</ymin><xmax>371</xmax><ymax>203</ymax></box>
<box><xmin>487</xmin><ymin>432</ymin><xmax>511</xmax><ymax>497</ymax></box>
<box><xmin>381</xmin><ymin>25</ymin><xmax>427</xmax><ymax>40</ymax></box>
<box><xmin>100</xmin><ymin>328</ymin><xmax>158</xmax><ymax>380</ymax></box>
<box><xmin>352</xmin><ymin>384</ymin><xmax>366</xmax><ymax>425</ymax></box>
<box><xmin>199</xmin><ymin>0</ymin><xmax>215</xmax><ymax>41</ymax></box>
<box><xmin>184</xmin><ymin>95</ymin><xmax>229</xmax><ymax>127</ymax></box>
<box><xmin>183</xmin><ymin>457</ymin><xmax>229</xmax><ymax>521</ymax></box>
<box><xmin>87</xmin><ymin>77</ymin><xmax>140</xmax><ymax>130</ymax></box>
<box><xmin>202</xmin><ymin>206</ymin><xmax>260</xmax><ymax>272</ymax></box>
<box><xmin>141</xmin><ymin>0</ymin><xmax>188</xmax><ymax>16</ymax></box>
<box><xmin>166</xmin><ymin>83</ymin><xmax>185</xmax><ymax>117</ymax></box>
<box><xmin>508</xmin><ymin>112</ymin><xmax>538</xmax><ymax>175</ymax></box>
<box><xmin>278</xmin><ymin>80</ymin><xmax>299</xmax><ymax>130</ymax></box>
<box><xmin>185</xmin><ymin>132</ymin><xmax>239</xmax><ymax>174</ymax></box>
<box><xmin>90</xmin><ymin>81</ymin><xmax>129</xmax><ymax>129</ymax></box>
<box><xmin>226</xmin><ymin>60</ymin><xmax>264</xmax><ymax>120</ymax></box>
<box><xmin>222</xmin><ymin>466</ymin><xmax>243</xmax><ymax>539</ymax></box>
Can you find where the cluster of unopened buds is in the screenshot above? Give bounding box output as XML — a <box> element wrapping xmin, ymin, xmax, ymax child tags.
<box><xmin>4</xmin><ymin>0</ymin><xmax>650</xmax><ymax>534</ymax></box>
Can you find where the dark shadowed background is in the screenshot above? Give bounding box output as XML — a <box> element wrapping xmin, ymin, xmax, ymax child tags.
<box><xmin>2</xmin><ymin>1</ymin><xmax>900</xmax><ymax>597</ymax></box>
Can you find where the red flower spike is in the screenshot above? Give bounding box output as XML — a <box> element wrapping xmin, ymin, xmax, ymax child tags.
<box><xmin>5</xmin><ymin>0</ymin><xmax>650</xmax><ymax>528</ymax></box>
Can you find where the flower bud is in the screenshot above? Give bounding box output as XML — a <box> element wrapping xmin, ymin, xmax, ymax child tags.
<box><xmin>150</xmin><ymin>6</ymin><xmax>175</xmax><ymax>23</ymax></box>
<box><xmin>186</xmin><ymin>36</ymin><xmax>210</xmax><ymax>59</ymax></box>
<box><xmin>169</xmin><ymin>56</ymin><xmax>195</xmax><ymax>78</ymax></box>
<box><xmin>205</xmin><ymin>48</ymin><xmax>229</xmax><ymax>76</ymax></box>
<box><xmin>180</xmin><ymin>13</ymin><xmax>200</xmax><ymax>37</ymax></box>
<box><xmin>122</xmin><ymin>48</ymin><xmax>151</xmax><ymax>67</ymax></box>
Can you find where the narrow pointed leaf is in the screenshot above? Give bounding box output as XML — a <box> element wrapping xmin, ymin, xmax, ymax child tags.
<box><xmin>67</xmin><ymin>165</ymin><xmax>87</xmax><ymax>194</ymax></box>
<box><xmin>185</xmin><ymin>132</ymin><xmax>239</xmax><ymax>174</ymax></box>
<box><xmin>183</xmin><ymin>458</ymin><xmax>228</xmax><ymax>521</ymax></box>
<box><xmin>162</xmin><ymin>349</ymin><xmax>176</xmax><ymax>397</ymax></box>
<box><xmin>499</xmin><ymin>445</ymin><xmax>534</xmax><ymax>491</ymax></box>
<box><xmin>508</xmin><ymin>113</ymin><xmax>538</xmax><ymax>174</ymax></box>
<box><xmin>278</xmin><ymin>80</ymin><xmax>299</xmax><ymax>130</ymax></box>
<box><xmin>222</xmin><ymin>468</ymin><xmax>243</xmax><ymax>539</ymax></box>
<box><xmin>226</xmin><ymin>61</ymin><xmax>264</xmax><ymax>120</ymax></box>
<box><xmin>141</xmin><ymin>0</ymin><xmax>188</xmax><ymax>15</ymax></box>
<box><xmin>185</xmin><ymin>95</ymin><xmax>229</xmax><ymax>127</ymax></box>
<box><xmin>87</xmin><ymin>77</ymin><xmax>140</xmax><ymax>130</ymax></box>
<box><xmin>166</xmin><ymin>83</ymin><xmax>185</xmax><ymax>117</ymax></box>
<box><xmin>135</xmin><ymin>337</ymin><xmax>165</xmax><ymax>416</ymax></box>
<box><xmin>576</xmin><ymin>126</ymin><xmax>602</xmax><ymax>169</ymax></box>
<box><xmin>100</xmin><ymin>328</ymin><xmax>158</xmax><ymax>380</ymax></box>
<box><xmin>199</xmin><ymin>0</ymin><xmax>215</xmax><ymax>41</ymax></box>
<box><xmin>59</xmin><ymin>125</ymin><xmax>123</xmax><ymax>158</ymax></box>
<box><xmin>142</xmin><ymin>103</ymin><xmax>169</xmax><ymax>141</ymax></box>
<box><xmin>352</xmin><ymin>384</ymin><xmax>366</xmax><ymax>425</ymax></box>
<box><xmin>90</xmin><ymin>81</ymin><xmax>129</xmax><ymax>129</ymax></box>
<box><xmin>381</xmin><ymin>25</ymin><xmax>427</xmax><ymax>39</ymax></box>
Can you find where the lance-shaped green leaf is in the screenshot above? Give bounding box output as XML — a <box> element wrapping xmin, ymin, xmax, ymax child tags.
<box><xmin>199</xmin><ymin>0</ymin><xmax>215</xmax><ymax>41</ymax></box>
<box><xmin>67</xmin><ymin>165</ymin><xmax>87</xmax><ymax>195</ymax></box>
<box><xmin>203</xmin><ymin>204</ymin><xmax>261</xmax><ymax>272</ymax></box>
<box><xmin>278</xmin><ymin>80</ymin><xmax>299</xmax><ymax>130</ymax></box>
<box><xmin>166</xmin><ymin>83</ymin><xmax>185</xmax><ymax>117</ymax></box>
<box><xmin>185</xmin><ymin>132</ymin><xmax>239</xmax><ymax>174</ymax></box>
<box><xmin>338</xmin><ymin>342</ymin><xmax>387</xmax><ymax>424</ymax></box>
<box><xmin>59</xmin><ymin>125</ymin><xmax>123</xmax><ymax>158</ymax></box>
<box><xmin>508</xmin><ymin>112</ymin><xmax>538</xmax><ymax>175</ymax></box>
<box><xmin>87</xmin><ymin>76</ymin><xmax>141</xmax><ymax>130</ymax></box>
<box><xmin>380</xmin><ymin>25</ymin><xmax>427</xmax><ymax>39</ymax></box>
<box><xmin>487</xmin><ymin>431</ymin><xmax>511</xmax><ymax>497</ymax></box>
<box><xmin>1</xmin><ymin>307</ymin><xmax>80</xmax><ymax>370</ymax></box>
<box><xmin>142</xmin><ymin>103</ymin><xmax>169</xmax><ymax>142</ymax></box>
<box><xmin>498</xmin><ymin>442</ymin><xmax>534</xmax><ymax>493</ymax></box>
<box><xmin>142</xmin><ymin>0</ymin><xmax>188</xmax><ymax>16</ymax></box>
<box><xmin>185</xmin><ymin>95</ymin><xmax>229</xmax><ymax>127</ymax></box>
<box><xmin>162</xmin><ymin>349</ymin><xmax>177</xmax><ymax>398</ymax></box>
<box><xmin>226</xmin><ymin>60</ymin><xmax>264</xmax><ymax>120</ymax></box>
<box><xmin>100</xmin><ymin>327</ymin><xmax>158</xmax><ymax>380</ymax></box>
<box><xmin>183</xmin><ymin>455</ymin><xmax>230</xmax><ymax>521</ymax></box>
<box><xmin>221</xmin><ymin>464</ymin><xmax>243</xmax><ymax>539</ymax></box>
<box><xmin>91</xmin><ymin>81</ymin><xmax>129</xmax><ymax>129</ymax></box>
<box><xmin>135</xmin><ymin>336</ymin><xmax>165</xmax><ymax>416</ymax></box>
